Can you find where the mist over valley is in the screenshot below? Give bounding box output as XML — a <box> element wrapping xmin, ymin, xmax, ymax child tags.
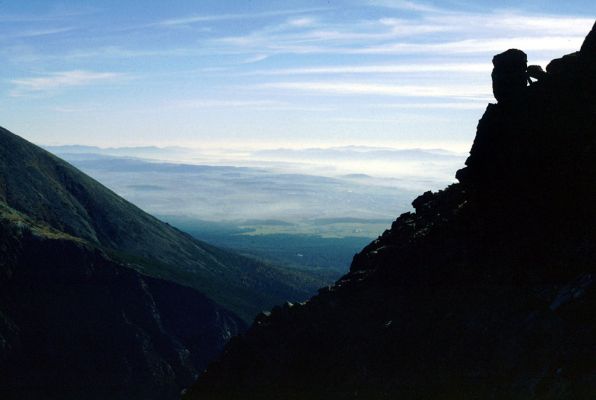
<box><xmin>46</xmin><ymin>145</ymin><xmax>465</xmax><ymax>273</ymax></box>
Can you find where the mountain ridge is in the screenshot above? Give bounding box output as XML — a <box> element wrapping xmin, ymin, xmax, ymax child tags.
<box><xmin>0</xmin><ymin>126</ymin><xmax>323</xmax><ymax>321</ymax></box>
<box><xmin>0</xmin><ymin>124</ymin><xmax>331</xmax><ymax>398</ymax></box>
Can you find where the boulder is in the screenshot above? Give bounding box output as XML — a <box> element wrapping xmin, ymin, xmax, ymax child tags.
<box><xmin>491</xmin><ymin>49</ymin><xmax>527</xmax><ymax>103</ymax></box>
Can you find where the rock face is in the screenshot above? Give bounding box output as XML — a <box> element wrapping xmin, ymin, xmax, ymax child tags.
<box><xmin>184</xmin><ymin>21</ymin><xmax>596</xmax><ymax>400</ymax></box>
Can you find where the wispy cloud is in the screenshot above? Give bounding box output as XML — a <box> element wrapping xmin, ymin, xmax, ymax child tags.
<box><xmin>246</xmin><ymin>63</ymin><xmax>491</xmax><ymax>76</ymax></box>
<box><xmin>260</xmin><ymin>82</ymin><xmax>490</xmax><ymax>99</ymax></box>
<box><xmin>425</xmin><ymin>13</ymin><xmax>593</xmax><ymax>36</ymax></box>
<box><xmin>157</xmin><ymin>7</ymin><xmax>330</xmax><ymax>27</ymax></box>
<box><xmin>352</xmin><ymin>36</ymin><xmax>585</xmax><ymax>55</ymax></box>
<box><xmin>370</xmin><ymin>0</ymin><xmax>446</xmax><ymax>13</ymax></box>
<box><xmin>204</xmin><ymin>12</ymin><xmax>591</xmax><ymax>58</ymax></box>
<box><xmin>12</xmin><ymin>11</ymin><xmax>588</xmax><ymax>65</ymax></box>
<box><xmin>371</xmin><ymin>101</ymin><xmax>488</xmax><ymax>110</ymax></box>
<box><xmin>10</xmin><ymin>27</ymin><xmax>75</xmax><ymax>38</ymax></box>
<box><xmin>10</xmin><ymin>70</ymin><xmax>125</xmax><ymax>96</ymax></box>
<box><xmin>167</xmin><ymin>99</ymin><xmax>336</xmax><ymax>112</ymax></box>
<box><xmin>215</xmin><ymin>35</ymin><xmax>582</xmax><ymax>58</ymax></box>
<box><xmin>241</xmin><ymin>54</ymin><xmax>269</xmax><ymax>64</ymax></box>
<box><xmin>25</xmin><ymin>46</ymin><xmax>205</xmax><ymax>61</ymax></box>
<box><xmin>286</xmin><ymin>17</ymin><xmax>317</xmax><ymax>27</ymax></box>
<box><xmin>0</xmin><ymin>9</ymin><xmax>90</xmax><ymax>23</ymax></box>
<box><xmin>169</xmin><ymin>99</ymin><xmax>283</xmax><ymax>109</ymax></box>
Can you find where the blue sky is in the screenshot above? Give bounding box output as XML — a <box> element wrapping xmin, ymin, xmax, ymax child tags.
<box><xmin>0</xmin><ymin>0</ymin><xmax>593</xmax><ymax>151</ymax></box>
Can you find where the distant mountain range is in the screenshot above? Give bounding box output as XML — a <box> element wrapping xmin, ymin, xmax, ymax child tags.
<box><xmin>252</xmin><ymin>145</ymin><xmax>465</xmax><ymax>161</ymax></box>
<box><xmin>44</xmin><ymin>144</ymin><xmax>197</xmax><ymax>159</ymax></box>
<box><xmin>45</xmin><ymin>144</ymin><xmax>467</xmax><ymax>190</ymax></box>
<box><xmin>45</xmin><ymin>144</ymin><xmax>465</xmax><ymax>161</ymax></box>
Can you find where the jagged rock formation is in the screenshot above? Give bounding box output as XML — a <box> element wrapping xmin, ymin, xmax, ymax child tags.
<box><xmin>527</xmin><ymin>64</ymin><xmax>547</xmax><ymax>82</ymax></box>
<box><xmin>184</xmin><ymin>21</ymin><xmax>596</xmax><ymax>400</ymax></box>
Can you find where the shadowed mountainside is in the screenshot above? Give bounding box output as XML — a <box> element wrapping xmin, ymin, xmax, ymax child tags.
<box><xmin>0</xmin><ymin>127</ymin><xmax>329</xmax><ymax>398</ymax></box>
<box><xmin>184</xmin><ymin>21</ymin><xmax>596</xmax><ymax>400</ymax></box>
<box><xmin>0</xmin><ymin>206</ymin><xmax>244</xmax><ymax>400</ymax></box>
<box><xmin>0</xmin><ymin>128</ymin><xmax>325</xmax><ymax>321</ymax></box>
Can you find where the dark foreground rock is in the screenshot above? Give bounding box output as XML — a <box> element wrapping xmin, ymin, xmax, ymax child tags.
<box><xmin>184</xmin><ymin>21</ymin><xmax>596</xmax><ymax>400</ymax></box>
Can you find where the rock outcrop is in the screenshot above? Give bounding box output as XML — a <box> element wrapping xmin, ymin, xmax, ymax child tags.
<box><xmin>184</xmin><ymin>21</ymin><xmax>596</xmax><ymax>400</ymax></box>
<box><xmin>491</xmin><ymin>48</ymin><xmax>528</xmax><ymax>103</ymax></box>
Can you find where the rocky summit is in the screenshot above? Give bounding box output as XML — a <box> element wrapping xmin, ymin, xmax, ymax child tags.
<box><xmin>184</xmin><ymin>21</ymin><xmax>596</xmax><ymax>400</ymax></box>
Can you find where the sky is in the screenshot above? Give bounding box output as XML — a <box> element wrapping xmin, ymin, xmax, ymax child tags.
<box><xmin>0</xmin><ymin>0</ymin><xmax>594</xmax><ymax>152</ymax></box>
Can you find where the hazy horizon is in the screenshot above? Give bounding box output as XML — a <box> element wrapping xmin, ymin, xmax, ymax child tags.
<box><xmin>45</xmin><ymin>142</ymin><xmax>467</xmax><ymax>184</ymax></box>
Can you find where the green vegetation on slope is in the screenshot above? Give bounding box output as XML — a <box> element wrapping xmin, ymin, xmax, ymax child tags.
<box><xmin>159</xmin><ymin>216</ymin><xmax>375</xmax><ymax>274</ymax></box>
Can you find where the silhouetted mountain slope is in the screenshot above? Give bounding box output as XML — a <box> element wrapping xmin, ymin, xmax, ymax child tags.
<box><xmin>185</xmin><ymin>21</ymin><xmax>596</xmax><ymax>400</ymax></box>
<box><xmin>0</xmin><ymin>127</ymin><xmax>323</xmax><ymax>321</ymax></box>
<box><xmin>0</xmin><ymin>203</ymin><xmax>244</xmax><ymax>400</ymax></box>
<box><xmin>0</xmin><ymin>127</ymin><xmax>327</xmax><ymax>398</ymax></box>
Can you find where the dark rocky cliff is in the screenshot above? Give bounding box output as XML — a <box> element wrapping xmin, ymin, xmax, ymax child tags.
<box><xmin>184</xmin><ymin>21</ymin><xmax>596</xmax><ymax>400</ymax></box>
